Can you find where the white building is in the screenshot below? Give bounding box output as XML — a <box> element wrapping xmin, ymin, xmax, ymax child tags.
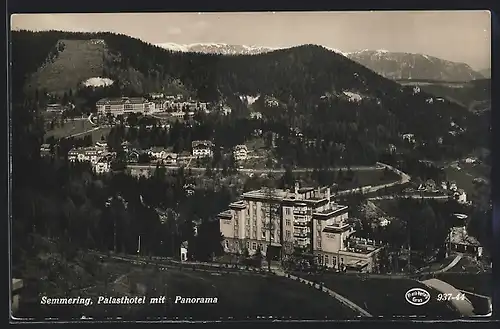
<box><xmin>96</xmin><ymin>97</ymin><xmax>154</xmax><ymax>116</ymax></box>
<box><xmin>192</xmin><ymin>140</ymin><xmax>213</xmax><ymax>158</ymax></box>
<box><xmin>68</xmin><ymin>147</ymin><xmax>104</xmax><ymax>164</ymax></box>
<box><xmin>454</xmin><ymin>190</ymin><xmax>467</xmax><ymax>204</ymax></box>
<box><xmin>250</xmin><ymin>112</ymin><xmax>263</xmax><ymax>120</ymax></box>
<box><xmin>180</xmin><ymin>241</ymin><xmax>189</xmax><ymax>261</ymax></box>
<box><xmin>402</xmin><ymin>133</ymin><xmax>416</xmax><ymax>144</ymax></box>
<box><xmin>233</xmin><ymin>145</ymin><xmax>248</xmax><ymax>161</ymax></box>
<box><xmin>94</xmin><ymin>160</ymin><xmax>111</xmax><ymax>174</ymax></box>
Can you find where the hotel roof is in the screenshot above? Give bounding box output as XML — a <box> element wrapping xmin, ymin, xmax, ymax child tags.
<box><xmin>96</xmin><ymin>97</ymin><xmax>147</xmax><ymax>106</ymax></box>
<box><xmin>449</xmin><ymin>227</ymin><xmax>481</xmax><ymax>247</ymax></box>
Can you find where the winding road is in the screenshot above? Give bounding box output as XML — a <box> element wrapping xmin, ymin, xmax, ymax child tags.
<box><xmin>128</xmin><ymin>163</ymin><xmax>387</xmax><ymax>174</ymax></box>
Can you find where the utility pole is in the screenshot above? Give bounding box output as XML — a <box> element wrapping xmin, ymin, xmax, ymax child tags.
<box><xmin>137</xmin><ymin>235</ymin><xmax>141</xmax><ymax>255</ymax></box>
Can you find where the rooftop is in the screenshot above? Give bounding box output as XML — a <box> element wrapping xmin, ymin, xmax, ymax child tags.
<box><xmin>449</xmin><ymin>227</ymin><xmax>481</xmax><ymax>247</ymax></box>
<box><xmin>97</xmin><ymin>97</ymin><xmax>147</xmax><ymax>105</ymax></box>
<box><xmin>218</xmin><ymin>210</ymin><xmax>233</xmax><ymax>219</ymax></box>
<box><xmin>229</xmin><ymin>200</ymin><xmax>247</xmax><ymax>209</ymax></box>
<box><xmin>243</xmin><ymin>185</ymin><xmax>333</xmax><ymax>204</ymax></box>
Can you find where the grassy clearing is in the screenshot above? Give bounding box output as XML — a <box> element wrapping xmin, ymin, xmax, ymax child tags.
<box><xmin>45</xmin><ymin>119</ymin><xmax>94</xmax><ymax>140</ymax></box>
<box><xmin>293</xmin><ymin>273</ymin><xmax>460</xmax><ymax>318</ymax></box>
<box><xmin>44</xmin><ymin>120</ymin><xmax>111</xmax><ymax>143</ymax></box>
<box><xmin>28</xmin><ymin>39</ymin><xmax>106</xmax><ymax>95</ymax></box>
<box><xmin>17</xmin><ymin>263</ymin><xmax>357</xmax><ymax>320</ymax></box>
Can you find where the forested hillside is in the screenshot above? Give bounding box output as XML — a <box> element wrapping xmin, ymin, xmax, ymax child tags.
<box><xmin>420</xmin><ymin>79</ymin><xmax>491</xmax><ymax>112</ymax></box>
<box><xmin>12</xmin><ymin>30</ymin><xmax>489</xmax><ymax>162</ymax></box>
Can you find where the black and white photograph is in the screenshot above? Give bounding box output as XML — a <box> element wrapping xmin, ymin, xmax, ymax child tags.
<box><xmin>9</xmin><ymin>11</ymin><xmax>492</xmax><ymax>321</ymax></box>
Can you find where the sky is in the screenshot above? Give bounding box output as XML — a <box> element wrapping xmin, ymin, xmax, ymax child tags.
<box><xmin>11</xmin><ymin>11</ymin><xmax>491</xmax><ymax>70</ymax></box>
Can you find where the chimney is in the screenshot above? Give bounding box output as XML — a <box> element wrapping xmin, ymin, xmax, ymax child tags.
<box><xmin>326</xmin><ymin>187</ymin><xmax>331</xmax><ymax>201</ymax></box>
<box><xmin>294</xmin><ymin>182</ymin><xmax>299</xmax><ymax>195</ymax></box>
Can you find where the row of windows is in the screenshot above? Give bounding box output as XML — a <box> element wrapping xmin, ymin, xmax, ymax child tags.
<box><xmin>246</xmin><ymin>241</ymin><xmax>266</xmax><ymax>251</ymax></box>
<box><xmin>317</xmin><ymin>254</ymin><xmax>342</xmax><ymax>266</ymax></box>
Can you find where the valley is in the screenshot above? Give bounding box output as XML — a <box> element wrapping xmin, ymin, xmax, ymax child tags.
<box><xmin>10</xmin><ymin>27</ymin><xmax>492</xmax><ymax>321</ymax></box>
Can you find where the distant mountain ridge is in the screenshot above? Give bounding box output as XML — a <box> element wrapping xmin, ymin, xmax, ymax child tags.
<box><xmin>347</xmin><ymin>50</ymin><xmax>484</xmax><ymax>82</ymax></box>
<box><xmin>155</xmin><ymin>42</ymin><xmax>349</xmax><ymax>57</ymax></box>
<box><xmin>155</xmin><ymin>43</ymin><xmax>483</xmax><ymax>82</ymax></box>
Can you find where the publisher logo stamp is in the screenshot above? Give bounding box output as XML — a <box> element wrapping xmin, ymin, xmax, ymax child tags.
<box><xmin>405</xmin><ymin>288</ymin><xmax>431</xmax><ymax>306</ymax></box>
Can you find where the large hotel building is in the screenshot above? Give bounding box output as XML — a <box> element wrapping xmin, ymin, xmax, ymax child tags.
<box><xmin>218</xmin><ymin>183</ymin><xmax>383</xmax><ymax>272</ymax></box>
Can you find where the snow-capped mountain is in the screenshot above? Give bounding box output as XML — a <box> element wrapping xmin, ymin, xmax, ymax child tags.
<box><xmin>346</xmin><ymin>50</ymin><xmax>483</xmax><ymax>81</ymax></box>
<box><xmin>155</xmin><ymin>42</ymin><xmax>348</xmax><ymax>57</ymax></box>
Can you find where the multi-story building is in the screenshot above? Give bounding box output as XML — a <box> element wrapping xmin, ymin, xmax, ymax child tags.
<box><xmin>96</xmin><ymin>97</ymin><xmax>154</xmax><ymax>116</ymax></box>
<box><xmin>218</xmin><ymin>183</ymin><xmax>383</xmax><ymax>272</ymax></box>
<box><xmin>147</xmin><ymin>147</ymin><xmax>178</xmax><ymax>165</ymax></box>
<box><xmin>192</xmin><ymin>140</ymin><xmax>213</xmax><ymax>158</ymax></box>
<box><xmin>233</xmin><ymin>145</ymin><xmax>248</xmax><ymax>161</ymax></box>
<box><xmin>68</xmin><ymin>147</ymin><xmax>104</xmax><ymax>164</ymax></box>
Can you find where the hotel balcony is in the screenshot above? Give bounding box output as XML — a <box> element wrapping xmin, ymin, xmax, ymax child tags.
<box><xmin>294</xmin><ymin>230</ymin><xmax>309</xmax><ymax>238</ymax></box>
<box><xmin>293</xmin><ymin>208</ymin><xmax>311</xmax><ymax>215</ymax></box>
<box><xmin>293</xmin><ymin>218</ymin><xmax>309</xmax><ymax>227</ymax></box>
<box><xmin>295</xmin><ymin>237</ymin><xmax>309</xmax><ymax>247</ymax></box>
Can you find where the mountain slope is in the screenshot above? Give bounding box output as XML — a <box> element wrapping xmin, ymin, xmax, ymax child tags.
<box><xmin>478</xmin><ymin>68</ymin><xmax>491</xmax><ymax>79</ymax></box>
<box><xmin>26</xmin><ymin>39</ymin><xmax>108</xmax><ymax>94</ymax></box>
<box><xmin>346</xmin><ymin>50</ymin><xmax>483</xmax><ymax>82</ymax></box>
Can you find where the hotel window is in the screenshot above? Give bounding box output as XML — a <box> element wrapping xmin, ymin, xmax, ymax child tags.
<box><xmin>246</xmin><ymin>241</ymin><xmax>250</xmax><ymax>249</ymax></box>
<box><xmin>261</xmin><ymin>229</ymin><xmax>266</xmax><ymax>239</ymax></box>
<box><xmin>286</xmin><ymin>219</ymin><xmax>291</xmax><ymax>226</ymax></box>
<box><xmin>285</xmin><ymin>208</ymin><xmax>291</xmax><ymax>215</ymax></box>
<box><xmin>225</xmin><ymin>240</ymin><xmax>229</xmax><ymax>249</ymax></box>
<box><xmin>252</xmin><ymin>242</ymin><xmax>257</xmax><ymax>250</ymax></box>
<box><xmin>317</xmin><ymin>240</ymin><xmax>322</xmax><ymax>248</ymax></box>
<box><xmin>324</xmin><ymin>255</ymin><xmax>329</xmax><ymax>265</ymax></box>
<box><xmin>286</xmin><ymin>230</ymin><xmax>291</xmax><ymax>239</ymax></box>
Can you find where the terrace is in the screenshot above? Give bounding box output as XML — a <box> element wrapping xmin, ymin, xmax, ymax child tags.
<box><xmin>341</xmin><ymin>237</ymin><xmax>382</xmax><ymax>255</ymax></box>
